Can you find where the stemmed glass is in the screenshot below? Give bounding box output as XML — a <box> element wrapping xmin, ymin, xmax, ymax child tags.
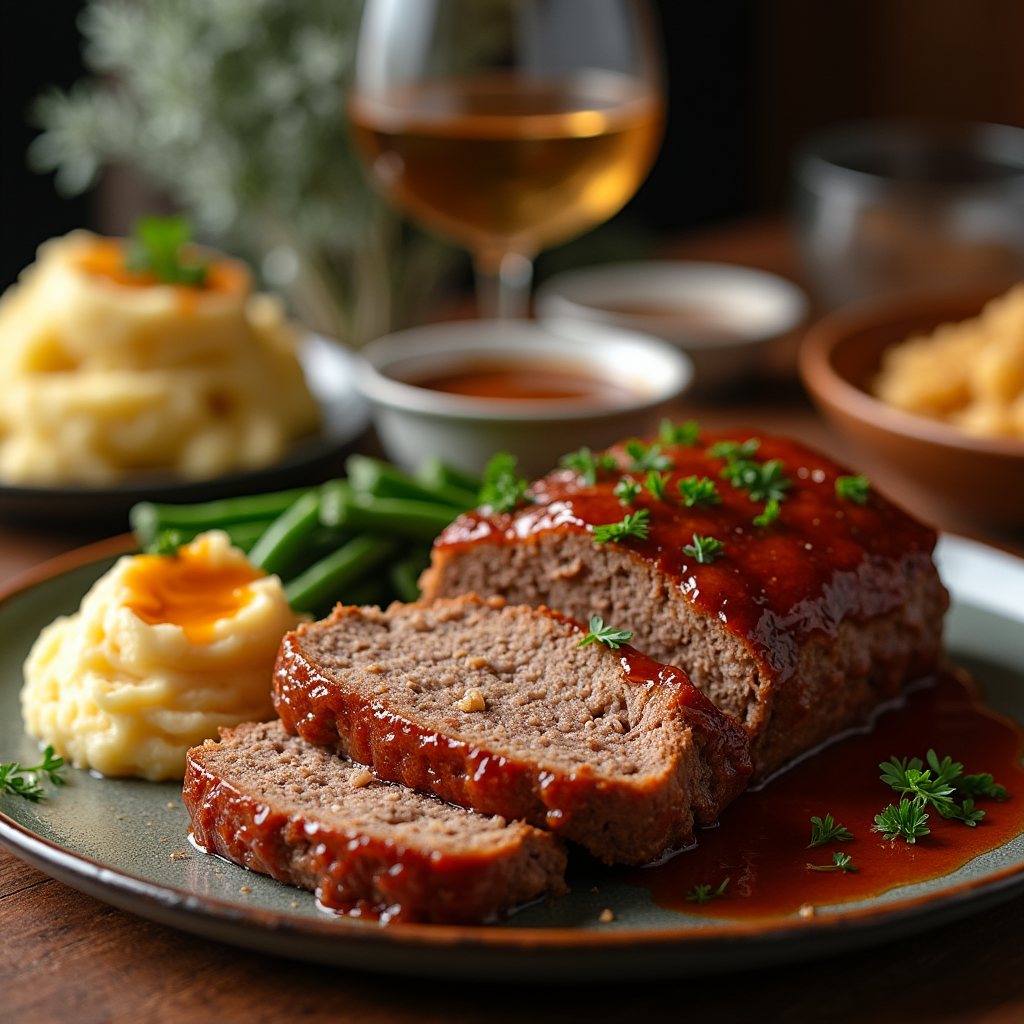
<box><xmin>349</xmin><ymin>0</ymin><xmax>664</xmax><ymax>318</ymax></box>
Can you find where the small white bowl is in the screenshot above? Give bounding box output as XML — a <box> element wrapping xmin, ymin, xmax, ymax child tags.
<box><xmin>354</xmin><ymin>319</ymin><xmax>692</xmax><ymax>479</ymax></box>
<box><xmin>535</xmin><ymin>261</ymin><xmax>808</xmax><ymax>395</ymax></box>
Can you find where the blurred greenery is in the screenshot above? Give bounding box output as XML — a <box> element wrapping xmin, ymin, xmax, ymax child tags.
<box><xmin>29</xmin><ymin>0</ymin><xmax>459</xmax><ymax>345</ymax></box>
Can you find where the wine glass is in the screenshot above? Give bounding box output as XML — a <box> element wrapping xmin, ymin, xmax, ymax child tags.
<box><xmin>349</xmin><ymin>0</ymin><xmax>664</xmax><ymax>318</ymax></box>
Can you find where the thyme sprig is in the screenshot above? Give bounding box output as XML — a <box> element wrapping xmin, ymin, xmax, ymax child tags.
<box><xmin>613</xmin><ymin>477</ymin><xmax>642</xmax><ymax>506</ymax></box>
<box><xmin>807</xmin><ymin>852</ymin><xmax>858</xmax><ymax>873</ymax></box>
<box><xmin>685</xmin><ymin>877</ymin><xmax>730</xmax><ymax>904</ymax></box>
<box><xmin>682</xmin><ymin>533</ymin><xmax>724</xmax><ymax>564</ymax></box>
<box><xmin>560</xmin><ymin>447</ymin><xmax>617</xmax><ymax>487</ymax></box>
<box><xmin>479</xmin><ymin>453</ymin><xmax>531</xmax><ymax>513</ymax></box>
<box><xmin>578</xmin><ymin>615</ymin><xmax>633</xmax><ymax>650</ymax></box>
<box><xmin>677</xmin><ymin>475</ymin><xmax>720</xmax><ymax>508</ymax></box>
<box><xmin>0</xmin><ymin>747</ymin><xmax>67</xmax><ymax>802</ymax></box>
<box><xmin>591</xmin><ymin>509</ymin><xmax>650</xmax><ymax>545</ymax></box>
<box><xmin>624</xmin><ymin>440</ymin><xmax>673</xmax><ymax>474</ymax></box>
<box><xmin>807</xmin><ymin>813</ymin><xmax>854</xmax><ymax>848</ymax></box>
<box><xmin>645</xmin><ymin>470</ymin><xmax>670</xmax><ymax>502</ymax></box>
<box><xmin>659</xmin><ymin>419</ymin><xmax>701</xmax><ymax>448</ymax></box>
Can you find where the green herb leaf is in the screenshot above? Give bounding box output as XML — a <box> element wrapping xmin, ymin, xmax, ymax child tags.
<box><xmin>0</xmin><ymin>746</ymin><xmax>67</xmax><ymax>802</ymax></box>
<box><xmin>753</xmin><ymin>497</ymin><xmax>781</xmax><ymax>528</ymax></box>
<box><xmin>578</xmin><ymin>615</ymin><xmax>634</xmax><ymax>650</ymax></box>
<box><xmin>807</xmin><ymin>852</ymin><xmax>858</xmax><ymax>873</ymax></box>
<box><xmin>958</xmin><ymin>772</ymin><xmax>1009</xmax><ymax>802</ymax></box>
<box><xmin>807</xmin><ymin>813</ymin><xmax>854</xmax><ymax>848</ymax></box>
<box><xmin>682</xmin><ymin>533</ymin><xmax>724</xmax><ymax>564</ymax></box>
<box><xmin>721</xmin><ymin>457</ymin><xmax>792</xmax><ymax>503</ymax></box>
<box><xmin>645</xmin><ymin>470</ymin><xmax>670</xmax><ymax>502</ymax></box>
<box><xmin>479</xmin><ymin>452</ymin><xmax>531</xmax><ymax>513</ymax></box>
<box><xmin>677</xmin><ymin>475</ymin><xmax>721</xmax><ymax>508</ymax></box>
<box><xmin>613</xmin><ymin>477</ymin><xmax>642</xmax><ymax>506</ymax></box>
<box><xmin>659</xmin><ymin>419</ymin><xmax>701</xmax><ymax>448</ymax></box>
<box><xmin>836</xmin><ymin>474</ymin><xmax>871</xmax><ymax>505</ymax></box>
<box><xmin>685</xmin><ymin>877</ymin><xmax>730</xmax><ymax>904</ymax></box>
<box><xmin>148</xmin><ymin>528</ymin><xmax>188</xmax><ymax>556</ymax></box>
<box><xmin>707</xmin><ymin>438</ymin><xmax>761</xmax><ymax>461</ymax></box>
<box><xmin>624</xmin><ymin>440</ymin><xmax>673</xmax><ymax>473</ymax></box>
<box><xmin>125</xmin><ymin>215</ymin><xmax>208</xmax><ymax>286</ymax></box>
<box><xmin>873</xmin><ymin>798</ymin><xmax>931</xmax><ymax>843</ymax></box>
<box><xmin>592</xmin><ymin>509</ymin><xmax>650</xmax><ymax>545</ymax></box>
<box><xmin>560</xmin><ymin>447</ymin><xmax>617</xmax><ymax>487</ymax></box>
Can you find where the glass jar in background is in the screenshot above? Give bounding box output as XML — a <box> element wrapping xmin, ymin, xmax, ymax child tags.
<box><xmin>792</xmin><ymin>121</ymin><xmax>1024</xmax><ymax>310</ymax></box>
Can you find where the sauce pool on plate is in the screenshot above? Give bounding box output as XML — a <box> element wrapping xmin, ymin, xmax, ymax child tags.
<box><xmin>409</xmin><ymin>361</ymin><xmax>636</xmax><ymax>402</ymax></box>
<box><xmin>622</xmin><ymin>671</ymin><xmax>1024</xmax><ymax>919</ymax></box>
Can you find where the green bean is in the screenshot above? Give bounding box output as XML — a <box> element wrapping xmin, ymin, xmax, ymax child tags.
<box><xmin>141</xmin><ymin>519</ymin><xmax>275</xmax><ymax>555</ymax></box>
<box><xmin>346</xmin><ymin>455</ymin><xmax>475</xmax><ymax>509</ymax></box>
<box><xmin>320</xmin><ymin>481</ymin><xmax>463</xmax><ymax>541</ymax></box>
<box><xmin>130</xmin><ymin>487</ymin><xmax>313</xmax><ymax>545</ymax></box>
<box><xmin>417</xmin><ymin>458</ymin><xmax>482</xmax><ymax>498</ymax></box>
<box><xmin>389</xmin><ymin>547</ymin><xmax>433</xmax><ymax>603</ymax></box>
<box><xmin>247</xmin><ymin>490</ymin><xmax>322</xmax><ymax>579</ymax></box>
<box><xmin>284</xmin><ymin>535</ymin><xmax>399</xmax><ymax>613</ymax></box>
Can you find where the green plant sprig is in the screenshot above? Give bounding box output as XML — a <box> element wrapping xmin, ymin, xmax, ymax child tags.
<box><xmin>873</xmin><ymin>798</ymin><xmax>931</xmax><ymax>844</ymax></box>
<box><xmin>807</xmin><ymin>852</ymin><xmax>858</xmax><ymax>873</ymax></box>
<box><xmin>753</xmin><ymin>497</ymin><xmax>781</xmax><ymax>528</ymax></box>
<box><xmin>721</xmin><ymin>457</ymin><xmax>792</xmax><ymax>504</ymax></box>
<box><xmin>660</xmin><ymin>419</ymin><xmax>701</xmax><ymax>448</ymax></box>
<box><xmin>879</xmin><ymin>749</ymin><xmax>998</xmax><ymax>826</ymax></box>
<box><xmin>578</xmin><ymin>615</ymin><xmax>633</xmax><ymax>650</ymax></box>
<box><xmin>479</xmin><ymin>453</ymin><xmax>531</xmax><ymax>513</ymax></box>
<box><xmin>645</xmin><ymin>470</ymin><xmax>670</xmax><ymax>502</ymax></box>
<box><xmin>836</xmin><ymin>474</ymin><xmax>871</xmax><ymax>505</ymax></box>
<box><xmin>707</xmin><ymin>439</ymin><xmax>760</xmax><ymax>461</ymax></box>
<box><xmin>125</xmin><ymin>215</ymin><xmax>208</xmax><ymax>286</ymax></box>
<box><xmin>682</xmin><ymin>533</ymin><xmax>724</xmax><ymax>564</ymax></box>
<box><xmin>0</xmin><ymin>747</ymin><xmax>67</xmax><ymax>802</ymax></box>
<box><xmin>592</xmin><ymin>509</ymin><xmax>650</xmax><ymax>545</ymax></box>
<box><xmin>624</xmin><ymin>440</ymin><xmax>673</xmax><ymax>473</ymax></box>
<box><xmin>807</xmin><ymin>813</ymin><xmax>854</xmax><ymax>848</ymax></box>
<box><xmin>685</xmin><ymin>877</ymin><xmax>730</xmax><ymax>904</ymax></box>
<box><xmin>613</xmin><ymin>477</ymin><xmax>642</xmax><ymax>506</ymax></box>
<box><xmin>959</xmin><ymin>773</ymin><xmax>1009</xmax><ymax>802</ymax></box>
<box><xmin>561</xmin><ymin>447</ymin><xmax>617</xmax><ymax>486</ymax></box>
<box><xmin>677</xmin><ymin>475</ymin><xmax>720</xmax><ymax>508</ymax></box>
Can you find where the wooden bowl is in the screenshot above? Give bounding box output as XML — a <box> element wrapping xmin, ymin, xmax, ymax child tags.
<box><xmin>799</xmin><ymin>287</ymin><xmax>1024</xmax><ymax>528</ymax></box>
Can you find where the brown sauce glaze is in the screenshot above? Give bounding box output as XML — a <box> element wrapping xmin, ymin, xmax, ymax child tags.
<box><xmin>622</xmin><ymin>671</ymin><xmax>1024</xmax><ymax>919</ymax></box>
<box><xmin>434</xmin><ymin>430</ymin><xmax>940</xmax><ymax>684</ymax></box>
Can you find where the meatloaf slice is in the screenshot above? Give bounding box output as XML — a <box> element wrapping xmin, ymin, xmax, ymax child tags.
<box><xmin>420</xmin><ymin>429</ymin><xmax>949</xmax><ymax>781</ymax></box>
<box><xmin>272</xmin><ymin>596</ymin><xmax>751</xmax><ymax>865</ymax></box>
<box><xmin>184</xmin><ymin>720</ymin><xmax>566</xmax><ymax>925</ymax></box>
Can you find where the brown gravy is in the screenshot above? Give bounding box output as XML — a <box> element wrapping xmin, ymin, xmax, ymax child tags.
<box><xmin>622</xmin><ymin>671</ymin><xmax>1024</xmax><ymax>919</ymax></box>
<box><xmin>411</xmin><ymin>362</ymin><xmax>634</xmax><ymax>402</ymax></box>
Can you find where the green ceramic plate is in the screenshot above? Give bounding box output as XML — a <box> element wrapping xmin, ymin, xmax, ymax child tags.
<box><xmin>1</xmin><ymin>534</ymin><xmax>1022</xmax><ymax>980</ymax></box>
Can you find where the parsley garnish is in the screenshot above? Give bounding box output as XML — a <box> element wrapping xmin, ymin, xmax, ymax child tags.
<box><xmin>807</xmin><ymin>813</ymin><xmax>854</xmax><ymax>848</ymax></box>
<box><xmin>880</xmin><ymin>750</ymin><xmax>992</xmax><ymax>826</ymax></box>
<box><xmin>613</xmin><ymin>477</ymin><xmax>642</xmax><ymax>506</ymax></box>
<box><xmin>0</xmin><ymin>746</ymin><xmax>67</xmax><ymax>802</ymax></box>
<box><xmin>721</xmin><ymin>457</ymin><xmax>792</xmax><ymax>503</ymax></box>
<box><xmin>478</xmin><ymin>452</ymin><xmax>531</xmax><ymax>512</ymax></box>
<box><xmin>659</xmin><ymin>419</ymin><xmax>701</xmax><ymax>447</ymax></box>
<box><xmin>959</xmin><ymin>773</ymin><xmax>1009</xmax><ymax>802</ymax></box>
<box><xmin>752</xmin><ymin>497</ymin><xmax>781</xmax><ymax>528</ymax></box>
<box><xmin>591</xmin><ymin>509</ymin><xmax>650</xmax><ymax>545</ymax></box>
<box><xmin>148</xmin><ymin>528</ymin><xmax>187</xmax><ymax>555</ymax></box>
<box><xmin>677</xmin><ymin>475</ymin><xmax>720</xmax><ymax>508</ymax></box>
<box><xmin>873</xmin><ymin>799</ymin><xmax>930</xmax><ymax>843</ymax></box>
<box><xmin>835</xmin><ymin>474</ymin><xmax>871</xmax><ymax>505</ymax></box>
<box><xmin>578</xmin><ymin>615</ymin><xmax>633</xmax><ymax>650</ymax></box>
<box><xmin>561</xmin><ymin>447</ymin><xmax>617</xmax><ymax>486</ymax></box>
<box><xmin>125</xmin><ymin>215</ymin><xmax>208</xmax><ymax>286</ymax></box>
<box><xmin>682</xmin><ymin>533</ymin><xmax>724</xmax><ymax>564</ymax></box>
<box><xmin>707</xmin><ymin>438</ymin><xmax>761</xmax><ymax>461</ymax></box>
<box><xmin>685</xmin><ymin>877</ymin><xmax>729</xmax><ymax>904</ymax></box>
<box><xmin>645</xmin><ymin>470</ymin><xmax>670</xmax><ymax>502</ymax></box>
<box><xmin>624</xmin><ymin>440</ymin><xmax>673</xmax><ymax>473</ymax></box>
<box><xmin>807</xmin><ymin>852</ymin><xmax>858</xmax><ymax>873</ymax></box>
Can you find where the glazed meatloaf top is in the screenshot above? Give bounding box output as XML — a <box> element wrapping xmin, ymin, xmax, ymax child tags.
<box><xmin>184</xmin><ymin>720</ymin><xmax>567</xmax><ymax>924</ymax></box>
<box><xmin>426</xmin><ymin>429</ymin><xmax>941</xmax><ymax>687</ymax></box>
<box><xmin>273</xmin><ymin>596</ymin><xmax>751</xmax><ymax>864</ymax></box>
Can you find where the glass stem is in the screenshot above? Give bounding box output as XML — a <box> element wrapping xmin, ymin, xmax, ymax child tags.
<box><xmin>474</xmin><ymin>251</ymin><xmax>533</xmax><ymax>319</ymax></box>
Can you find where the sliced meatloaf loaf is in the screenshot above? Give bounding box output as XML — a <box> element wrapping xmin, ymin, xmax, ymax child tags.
<box><xmin>420</xmin><ymin>429</ymin><xmax>948</xmax><ymax>780</ymax></box>
<box><xmin>272</xmin><ymin>596</ymin><xmax>751</xmax><ymax>865</ymax></box>
<box><xmin>184</xmin><ymin>720</ymin><xmax>567</xmax><ymax>924</ymax></box>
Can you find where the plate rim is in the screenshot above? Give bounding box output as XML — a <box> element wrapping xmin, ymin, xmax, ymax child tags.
<box><xmin>2</xmin><ymin>532</ymin><xmax>1024</xmax><ymax>957</ymax></box>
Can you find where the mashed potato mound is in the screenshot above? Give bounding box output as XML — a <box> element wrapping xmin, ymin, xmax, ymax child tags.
<box><xmin>874</xmin><ymin>283</ymin><xmax>1024</xmax><ymax>440</ymax></box>
<box><xmin>0</xmin><ymin>231</ymin><xmax>320</xmax><ymax>485</ymax></box>
<box><xmin>21</xmin><ymin>531</ymin><xmax>301</xmax><ymax>780</ymax></box>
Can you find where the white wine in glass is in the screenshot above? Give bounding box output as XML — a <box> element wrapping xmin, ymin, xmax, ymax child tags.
<box><xmin>349</xmin><ymin>0</ymin><xmax>664</xmax><ymax>317</ymax></box>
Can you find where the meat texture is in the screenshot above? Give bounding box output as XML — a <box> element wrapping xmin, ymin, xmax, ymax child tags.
<box><xmin>420</xmin><ymin>430</ymin><xmax>949</xmax><ymax>779</ymax></box>
<box><xmin>272</xmin><ymin>596</ymin><xmax>751</xmax><ymax>865</ymax></box>
<box><xmin>184</xmin><ymin>720</ymin><xmax>567</xmax><ymax>924</ymax></box>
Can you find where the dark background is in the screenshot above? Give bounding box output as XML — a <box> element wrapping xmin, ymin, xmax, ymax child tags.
<box><xmin>4</xmin><ymin>0</ymin><xmax>1024</xmax><ymax>292</ymax></box>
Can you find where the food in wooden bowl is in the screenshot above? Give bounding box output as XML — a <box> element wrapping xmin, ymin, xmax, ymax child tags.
<box><xmin>0</xmin><ymin>219</ymin><xmax>319</xmax><ymax>486</ymax></box>
<box><xmin>800</xmin><ymin>287</ymin><xmax>1024</xmax><ymax>527</ymax></box>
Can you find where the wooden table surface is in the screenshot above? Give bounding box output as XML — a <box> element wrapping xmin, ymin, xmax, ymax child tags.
<box><xmin>2</xmin><ymin>219</ymin><xmax>1023</xmax><ymax>1024</ymax></box>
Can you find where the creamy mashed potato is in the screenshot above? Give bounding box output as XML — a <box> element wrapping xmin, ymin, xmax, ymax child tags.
<box><xmin>0</xmin><ymin>231</ymin><xmax>320</xmax><ymax>485</ymax></box>
<box><xmin>21</xmin><ymin>531</ymin><xmax>301</xmax><ymax>780</ymax></box>
<box><xmin>874</xmin><ymin>283</ymin><xmax>1024</xmax><ymax>439</ymax></box>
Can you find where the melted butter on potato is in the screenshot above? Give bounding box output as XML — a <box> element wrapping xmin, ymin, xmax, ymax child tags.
<box><xmin>20</xmin><ymin>531</ymin><xmax>301</xmax><ymax>781</ymax></box>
